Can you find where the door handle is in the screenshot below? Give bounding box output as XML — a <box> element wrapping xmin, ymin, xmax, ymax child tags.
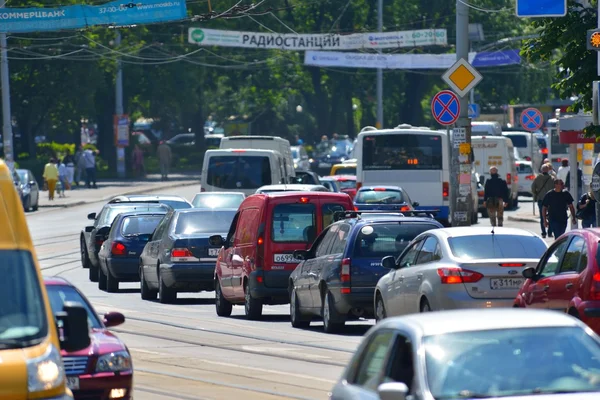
<box><xmin>417</xmin><ymin>273</ymin><xmax>423</xmax><ymax>280</ymax></box>
<box><xmin>543</xmin><ymin>284</ymin><xmax>550</xmax><ymax>291</ymax></box>
<box><xmin>565</xmin><ymin>282</ymin><xmax>574</xmax><ymax>290</ymax></box>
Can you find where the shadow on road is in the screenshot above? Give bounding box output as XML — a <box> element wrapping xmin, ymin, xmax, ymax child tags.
<box><xmin>229</xmin><ymin>314</ymin><xmax>291</xmax><ymax>323</ymax></box>
<box><xmin>304</xmin><ymin>323</ymin><xmax>372</xmax><ymax>337</ymax></box>
<box><xmin>117</xmin><ymin>288</ymin><xmax>140</xmax><ymax>294</ymax></box>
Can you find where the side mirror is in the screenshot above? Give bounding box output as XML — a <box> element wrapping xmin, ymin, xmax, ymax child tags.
<box><xmin>381</xmin><ymin>256</ymin><xmax>398</xmax><ymax>270</ymax></box>
<box><xmin>87</xmin><ymin>212</ymin><xmax>97</xmax><ymax>220</ymax></box>
<box><xmin>522</xmin><ymin>267</ymin><xmax>537</xmax><ymax>280</ymax></box>
<box><xmin>293</xmin><ymin>250</ymin><xmax>310</xmax><ymax>261</ymax></box>
<box><xmin>29</xmin><ymin>180</ymin><xmax>36</xmax><ymax>186</ymax></box>
<box><xmin>56</xmin><ymin>301</ymin><xmax>91</xmax><ymax>352</ymax></box>
<box><xmin>377</xmin><ymin>382</ymin><xmax>408</xmax><ymax>400</ymax></box>
<box><xmin>85</xmin><ymin>226</ymin><xmax>94</xmax><ymax>233</ymax></box>
<box><xmin>209</xmin><ymin>235</ymin><xmax>224</xmax><ymax>247</ymax></box>
<box><xmin>103</xmin><ymin>311</ymin><xmax>125</xmax><ymax>328</ymax></box>
<box><xmin>413</xmin><ymin>202</ymin><xmax>420</xmax><ymax>207</ymax></box>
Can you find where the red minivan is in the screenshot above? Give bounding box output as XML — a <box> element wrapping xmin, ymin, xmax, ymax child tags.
<box><xmin>210</xmin><ymin>192</ymin><xmax>353</xmax><ymax>320</ymax></box>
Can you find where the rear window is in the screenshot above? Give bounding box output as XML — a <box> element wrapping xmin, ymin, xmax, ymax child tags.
<box><xmin>353</xmin><ymin>223</ymin><xmax>438</xmax><ymax>258</ymax></box>
<box><xmin>207</xmin><ymin>155</ymin><xmax>272</xmax><ymax>189</ymax></box>
<box><xmin>121</xmin><ymin>216</ymin><xmax>164</xmax><ymax>236</ymax></box>
<box><xmin>103</xmin><ymin>205</ymin><xmax>167</xmax><ymax>226</ymax></box>
<box><xmin>536</xmin><ymin>137</ymin><xmax>547</xmax><ymax>149</ymax></box>
<box><xmin>337</xmin><ymin>180</ymin><xmax>356</xmax><ymax>190</ymax></box>
<box><xmin>355</xmin><ymin>189</ymin><xmax>406</xmax><ymax>204</ymax></box>
<box><xmin>174</xmin><ymin>210</ymin><xmax>236</xmax><ymax>235</ymax></box>
<box><xmin>323</xmin><ymin>203</ymin><xmax>347</xmax><ymax>227</ymax></box>
<box><xmin>517</xmin><ymin>164</ymin><xmax>533</xmax><ymax>174</ymax></box>
<box><xmin>334</xmin><ymin>167</ymin><xmax>356</xmax><ymax>175</ymax></box>
<box><xmin>448</xmin><ymin>235</ymin><xmax>547</xmax><ymax>260</ymax></box>
<box><xmin>192</xmin><ymin>193</ymin><xmax>244</xmax><ymax>209</ymax></box>
<box><xmin>271</xmin><ymin>203</ymin><xmax>316</xmax><ymax>243</ymax></box>
<box><xmin>159</xmin><ymin>200</ymin><xmax>191</xmax><ymax>209</ymax></box>
<box><xmin>505</xmin><ymin>134</ymin><xmax>528</xmax><ymax>148</ymax></box>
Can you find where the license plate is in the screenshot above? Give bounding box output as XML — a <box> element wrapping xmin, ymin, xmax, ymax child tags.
<box><xmin>208</xmin><ymin>248</ymin><xmax>219</xmax><ymax>257</ymax></box>
<box><xmin>490</xmin><ymin>278</ymin><xmax>524</xmax><ymax>290</ymax></box>
<box><xmin>66</xmin><ymin>376</ymin><xmax>79</xmax><ymax>390</ymax></box>
<box><xmin>274</xmin><ymin>254</ymin><xmax>300</xmax><ymax>263</ymax></box>
<box><xmin>318</xmin><ymin>162</ymin><xmax>332</xmax><ymax>168</ymax></box>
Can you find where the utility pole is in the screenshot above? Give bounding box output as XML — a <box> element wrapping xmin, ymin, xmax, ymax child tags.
<box><xmin>0</xmin><ymin>19</ymin><xmax>13</xmax><ymax>170</ymax></box>
<box><xmin>115</xmin><ymin>30</ymin><xmax>126</xmax><ymax>178</ymax></box>
<box><xmin>376</xmin><ymin>0</ymin><xmax>383</xmax><ymax>129</ymax></box>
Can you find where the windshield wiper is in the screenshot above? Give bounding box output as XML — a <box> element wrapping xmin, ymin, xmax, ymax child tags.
<box><xmin>0</xmin><ymin>338</ymin><xmax>29</xmax><ymax>349</ymax></box>
<box><xmin>437</xmin><ymin>391</ymin><xmax>493</xmax><ymax>399</ymax></box>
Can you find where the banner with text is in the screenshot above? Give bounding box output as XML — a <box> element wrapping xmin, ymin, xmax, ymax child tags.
<box><xmin>0</xmin><ymin>0</ymin><xmax>187</xmax><ymax>33</ymax></box>
<box><xmin>188</xmin><ymin>28</ymin><xmax>447</xmax><ymax>50</ymax></box>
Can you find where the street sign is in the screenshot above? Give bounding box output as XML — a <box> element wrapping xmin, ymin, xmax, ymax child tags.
<box><xmin>441</xmin><ymin>58</ymin><xmax>482</xmax><ymax>98</ymax></box>
<box><xmin>520</xmin><ymin>107</ymin><xmax>544</xmax><ymax>132</ymax></box>
<box><xmin>431</xmin><ymin>90</ymin><xmax>460</xmax><ymax>126</ymax></box>
<box><xmin>468</xmin><ymin>103</ymin><xmax>480</xmax><ymax>119</ymax></box>
<box><xmin>516</xmin><ymin>0</ymin><xmax>567</xmax><ymax>18</ymax></box>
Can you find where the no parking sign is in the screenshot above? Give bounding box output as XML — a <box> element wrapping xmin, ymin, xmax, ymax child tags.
<box><xmin>431</xmin><ymin>90</ymin><xmax>460</xmax><ymax>126</ymax></box>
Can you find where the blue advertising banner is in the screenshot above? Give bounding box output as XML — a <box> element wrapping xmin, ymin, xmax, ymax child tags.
<box><xmin>0</xmin><ymin>0</ymin><xmax>187</xmax><ymax>33</ymax></box>
<box><xmin>472</xmin><ymin>50</ymin><xmax>521</xmax><ymax>67</ymax></box>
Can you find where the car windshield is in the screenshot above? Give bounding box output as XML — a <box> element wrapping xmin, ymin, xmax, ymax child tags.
<box><xmin>192</xmin><ymin>193</ymin><xmax>244</xmax><ymax>209</ymax></box>
<box><xmin>121</xmin><ymin>215</ymin><xmax>164</xmax><ymax>236</ymax></box>
<box><xmin>102</xmin><ymin>205</ymin><xmax>168</xmax><ymax>226</ymax></box>
<box><xmin>355</xmin><ymin>189</ymin><xmax>406</xmax><ymax>204</ymax></box>
<box><xmin>271</xmin><ymin>203</ymin><xmax>316</xmax><ymax>243</ymax></box>
<box><xmin>46</xmin><ymin>285</ymin><xmax>102</xmax><ymax>330</ymax></box>
<box><xmin>353</xmin><ymin>223</ymin><xmax>437</xmax><ymax>258</ymax></box>
<box><xmin>425</xmin><ymin>327</ymin><xmax>600</xmax><ymax>399</ymax></box>
<box><xmin>174</xmin><ymin>210</ymin><xmax>236</xmax><ymax>235</ymax></box>
<box><xmin>448</xmin><ymin>234</ymin><xmax>547</xmax><ymax>260</ymax></box>
<box><xmin>505</xmin><ymin>134</ymin><xmax>528</xmax><ymax>148</ymax></box>
<box><xmin>0</xmin><ymin>250</ymin><xmax>48</xmax><ymax>346</ymax></box>
<box><xmin>17</xmin><ymin>170</ymin><xmax>27</xmax><ymax>182</ymax></box>
<box><xmin>334</xmin><ymin>167</ymin><xmax>356</xmax><ymax>175</ymax></box>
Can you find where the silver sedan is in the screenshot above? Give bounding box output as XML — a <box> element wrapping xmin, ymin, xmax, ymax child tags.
<box><xmin>331</xmin><ymin>308</ymin><xmax>600</xmax><ymax>400</ymax></box>
<box><xmin>374</xmin><ymin>227</ymin><xmax>548</xmax><ymax>320</ymax></box>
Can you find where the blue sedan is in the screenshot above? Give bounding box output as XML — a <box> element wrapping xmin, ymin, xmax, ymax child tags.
<box><xmin>353</xmin><ymin>186</ymin><xmax>417</xmax><ymax>212</ymax></box>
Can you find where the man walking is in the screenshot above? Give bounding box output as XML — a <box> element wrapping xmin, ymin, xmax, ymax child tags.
<box><xmin>83</xmin><ymin>148</ymin><xmax>97</xmax><ymax>189</ymax></box>
<box><xmin>542</xmin><ymin>178</ymin><xmax>577</xmax><ymax>239</ymax></box>
<box><xmin>531</xmin><ymin>164</ymin><xmax>555</xmax><ymax>238</ymax></box>
<box><xmin>157</xmin><ymin>141</ymin><xmax>172</xmax><ymax>181</ymax></box>
<box><xmin>483</xmin><ymin>166</ymin><xmax>509</xmax><ymax>227</ymax></box>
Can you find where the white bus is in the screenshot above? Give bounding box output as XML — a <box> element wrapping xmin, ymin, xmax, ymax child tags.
<box><xmin>355</xmin><ymin>124</ymin><xmax>454</xmax><ymax>225</ymax></box>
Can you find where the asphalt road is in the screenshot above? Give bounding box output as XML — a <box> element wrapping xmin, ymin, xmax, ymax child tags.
<box><xmin>25</xmin><ymin>187</ymin><xmax>546</xmax><ymax>400</ymax></box>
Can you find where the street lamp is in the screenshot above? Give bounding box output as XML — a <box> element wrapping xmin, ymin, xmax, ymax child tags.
<box><xmin>296</xmin><ymin>105</ymin><xmax>303</xmax><ymax>113</ymax></box>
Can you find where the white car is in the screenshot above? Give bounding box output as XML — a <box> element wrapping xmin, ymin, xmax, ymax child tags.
<box><xmin>331</xmin><ymin>308</ymin><xmax>600</xmax><ymax>400</ymax></box>
<box><xmin>374</xmin><ymin>227</ymin><xmax>548</xmax><ymax>320</ymax></box>
<box><xmin>517</xmin><ymin>160</ymin><xmax>535</xmax><ymax>197</ymax></box>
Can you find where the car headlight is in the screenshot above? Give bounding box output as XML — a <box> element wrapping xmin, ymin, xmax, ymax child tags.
<box><xmin>96</xmin><ymin>351</ymin><xmax>132</xmax><ymax>373</ymax></box>
<box><xmin>22</xmin><ymin>186</ymin><xmax>31</xmax><ymax>194</ymax></box>
<box><xmin>27</xmin><ymin>344</ymin><xmax>65</xmax><ymax>393</ymax></box>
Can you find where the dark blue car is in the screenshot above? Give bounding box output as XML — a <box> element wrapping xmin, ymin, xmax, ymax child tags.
<box><xmin>353</xmin><ymin>186</ymin><xmax>417</xmax><ymax>212</ymax></box>
<box><xmin>97</xmin><ymin>211</ymin><xmax>168</xmax><ymax>292</ymax></box>
<box><xmin>288</xmin><ymin>212</ymin><xmax>442</xmax><ymax>333</ymax></box>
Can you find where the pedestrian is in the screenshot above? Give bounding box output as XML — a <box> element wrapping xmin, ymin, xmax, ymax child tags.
<box><xmin>557</xmin><ymin>159</ymin><xmax>569</xmax><ymax>183</ymax></box>
<box><xmin>483</xmin><ymin>166</ymin><xmax>509</xmax><ymax>227</ymax></box>
<box><xmin>57</xmin><ymin>158</ymin><xmax>68</xmax><ymax>198</ymax></box>
<box><xmin>531</xmin><ymin>164</ymin><xmax>555</xmax><ymax>238</ymax></box>
<box><xmin>83</xmin><ymin>148</ymin><xmax>98</xmax><ymax>189</ymax></box>
<box><xmin>75</xmin><ymin>146</ymin><xmax>87</xmax><ymax>186</ymax></box>
<box><xmin>578</xmin><ymin>188</ymin><xmax>597</xmax><ymax>228</ymax></box>
<box><xmin>546</xmin><ymin>162</ymin><xmax>557</xmax><ymax>178</ymax></box>
<box><xmin>157</xmin><ymin>141</ymin><xmax>172</xmax><ymax>181</ymax></box>
<box><xmin>542</xmin><ymin>178</ymin><xmax>577</xmax><ymax>239</ymax></box>
<box><xmin>294</xmin><ymin>135</ymin><xmax>303</xmax><ymax>146</ymax></box>
<box><xmin>43</xmin><ymin>158</ymin><xmax>59</xmax><ymax>201</ymax></box>
<box><xmin>63</xmin><ymin>149</ymin><xmax>75</xmax><ymax>189</ymax></box>
<box><xmin>316</xmin><ymin>135</ymin><xmax>330</xmax><ymax>155</ymax></box>
<box><xmin>566</xmin><ymin>162</ymin><xmax>584</xmax><ymax>200</ymax></box>
<box><xmin>132</xmin><ymin>144</ymin><xmax>145</xmax><ymax>178</ymax></box>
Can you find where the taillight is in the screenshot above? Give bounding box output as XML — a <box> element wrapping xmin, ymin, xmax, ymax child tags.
<box><xmin>506</xmin><ymin>174</ymin><xmax>512</xmax><ymax>184</ymax></box>
<box><xmin>171</xmin><ymin>248</ymin><xmax>199</xmax><ymax>262</ymax></box>
<box><xmin>341</xmin><ymin>258</ymin><xmax>351</xmax><ymax>292</ymax></box>
<box><xmin>526</xmin><ymin>175</ymin><xmax>535</xmax><ymax>180</ymax></box>
<box><xmin>111</xmin><ymin>242</ymin><xmax>126</xmax><ymax>256</ymax></box>
<box><xmin>437</xmin><ymin>268</ymin><xmax>483</xmax><ymax>284</ymax></box>
<box><xmin>400</xmin><ymin>206</ymin><xmax>411</xmax><ymax>211</ymax></box>
<box><xmin>541</xmin><ymin>148</ymin><xmax>548</xmax><ymax>155</ymax></box>
<box><xmin>354</xmin><ymin>206</ymin><xmax>359</xmax><ymax>211</ymax></box>
<box><xmin>499</xmin><ymin>263</ymin><xmax>526</xmax><ymax>267</ymax></box>
<box><xmin>591</xmin><ymin>272</ymin><xmax>600</xmax><ymax>300</ymax></box>
<box><xmin>443</xmin><ymin>182</ymin><xmax>449</xmax><ymax>199</ymax></box>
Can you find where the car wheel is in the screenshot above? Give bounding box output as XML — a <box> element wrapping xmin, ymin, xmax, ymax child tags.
<box><xmin>80</xmin><ymin>238</ymin><xmax>90</xmax><ymax>269</ymax></box>
<box><xmin>215</xmin><ymin>279</ymin><xmax>233</xmax><ymax>317</ymax></box>
<box><xmin>32</xmin><ymin>198</ymin><xmax>38</xmax><ymax>211</ymax></box>
<box><xmin>471</xmin><ymin>210</ymin><xmax>478</xmax><ymax>224</ymax></box>
<box><xmin>290</xmin><ymin>288</ymin><xmax>310</xmax><ymax>329</ymax></box>
<box><xmin>106</xmin><ymin>269</ymin><xmax>119</xmax><ymax>293</ymax></box>
<box><xmin>375</xmin><ymin>294</ymin><xmax>387</xmax><ymax>323</ymax></box>
<box><xmin>140</xmin><ymin>266</ymin><xmax>157</xmax><ymax>300</ymax></box>
<box><xmin>98</xmin><ymin>266</ymin><xmax>107</xmax><ymax>291</ymax></box>
<box><xmin>89</xmin><ymin>264</ymin><xmax>99</xmax><ymax>282</ymax></box>
<box><xmin>244</xmin><ymin>283</ymin><xmax>263</xmax><ymax>320</ymax></box>
<box><xmin>322</xmin><ymin>290</ymin><xmax>344</xmax><ymax>333</ymax></box>
<box><xmin>420</xmin><ymin>298</ymin><xmax>432</xmax><ymax>312</ymax></box>
<box><xmin>23</xmin><ymin>195</ymin><xmax>30</xmax><ymax>212</ymax></box>
<box><xmin>158</xmin><ymin>270</ymin><xmax>176</xmax><ymax>304</ymax></box>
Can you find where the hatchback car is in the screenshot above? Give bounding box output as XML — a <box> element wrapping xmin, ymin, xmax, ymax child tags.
<box><xmin>331</xmin><ymin>308</ymin><xmax>600</xmax><ymax>400</ymax></box>
<box><xmin>354</xmin><ymin>186</ymin><xmax>417</xmax><ymax>212</ymax></box>
<box><xmin>109</xmin><ymin>194</ymin><xmax>192</xmax><ymax>209</ymax></box>
<box><xmin>45</xmin><ymin>277</ymin><xmax>132</xmax><ymax>400</ymax></box>
<box><xmin>15</xmin><ymin>168</ymin><xmax>39</xmax><ymax>211</ymax></box>
<box><xmin>191</xmin><ymin>191</ymin><xmax>245</xmax><ymax>209</ymax></box>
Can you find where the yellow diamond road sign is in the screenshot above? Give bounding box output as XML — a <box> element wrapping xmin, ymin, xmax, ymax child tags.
<box><xmin>442</xmin><ymin>58</ymin><xmax>482</xmax><ymax>98</ymax></box>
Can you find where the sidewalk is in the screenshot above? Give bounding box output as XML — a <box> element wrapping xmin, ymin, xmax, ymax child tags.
<box><xmin>507</xmin><ymin>211</ymin><xmax>539</xmax><ymax>223</ymax></box>
<box><xmin>38</xmin><ymin>173</ymin><xmax>200</xmax><ymax>209</ymax></box>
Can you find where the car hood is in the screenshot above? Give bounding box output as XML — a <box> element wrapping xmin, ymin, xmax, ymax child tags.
<box><xmin>60</xmin><ymin>328</ymin><xmax>126</xmax><ymax>357</ymax></box>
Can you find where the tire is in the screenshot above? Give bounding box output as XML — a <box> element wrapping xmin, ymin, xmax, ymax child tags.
<box><xmin>140</xmin><ymin>267</ymin><xmax>157</xmax><ymax>300</ymax></box>
<box><xmin>322</xmin><ymin>290</ymin><xmax>344</xmax><ymax>333</ymax></box>
<box><xmin>32</xmin><ymin>198</ymin><xmax>38</xmax><ymax>211</ymax></box>
<box><xmin>215</xmin><ymin>279</ymin><xmax>233</xmax><ymax>317</ymax></box>
<box><xmin>80</xmin><ymin>237</ymin><xmax>90</xmax><ymax>269</ymax></box>
<box><xmin>89</xmin><ymin>264</ymin><xmax>99</xmax><ymax>282</ymax></box>
<box><xmin>420</xmin><ymin>298</ymin><xmax>432</xmax><ymax>313</ymax></box>
<box><xmin>290</xmin><ymin>288</ymin><xmax>310</xmax><ymax>328</ymax></box>
<box><xmin>375</xmin><ymin>294</ymin><xmax>387</xmax><ymax>323</ymax></box>
<box><xmin>98</xmin><ymin>266</ymin><xmax>107</xmax><ymax>291</ymax></box>
<box><xmin>471</xmin><ymin>211</ymin><xmax>478</xmax><ymax>225</ymax></box>
<box><xmin>106</xmin><ymin>269</ymin><xmax>119</xmax><ymax>293</ymax></box>
<box><xmin>23</xmin><ymin>195</ymin><xmax>31</xmax><ymax>212</ymax></box>
<box><xmin>158</xmin><ymin>270</ymin><xmax>176</xmax><ymax>304</ymax></box>
<box><xmin>244</xmin><ymin>283</ymin><xmax>263</xmax><ymax>320</ymax></box>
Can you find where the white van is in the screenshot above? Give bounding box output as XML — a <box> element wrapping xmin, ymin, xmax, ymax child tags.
<box><xmin>471</xmin><ymin>135</ymin><xmax>519</xmax><ymax>209</ymax></box>
<box><xmin>502</xmin><ymin>131</ymin><xmax>543</xmax><ymax>171</ymax></box>
<box><xmin>201</xmin><ymin>149</ymin><xmax>288</xmax><ymax>196</ymax></box>
<box><xmin>471</xmin><ymin>121</ymin><xmax>502</xmax><ymax>136</ymax></box>
<box><xmin>219</xmin><ymin>136</ymin><xmax>295</xmax><ymax>181</ymax></box>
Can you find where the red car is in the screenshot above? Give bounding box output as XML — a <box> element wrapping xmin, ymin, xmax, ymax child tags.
<box><xmin>44</xmin><ymin>277</ymin><xmax>133</xmax><ymax>400</ymax></box>
<box><xmin>514</xmin><ymin>229</ymin><xmax>600</xmax><ymax>334</ymax></box>
<box><xmin>325</xmin><ymin>175</ymin><xmax>357</xmax><ymax>200</ymax></box>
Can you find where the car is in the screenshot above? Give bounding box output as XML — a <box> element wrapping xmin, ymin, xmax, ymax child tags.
<box><xmin>81</xmin><ymin>202</ymin><xmax>172</xmax><ymax>282</ymax></box>
<box><xmin>503</xmin><ymin>130</ymin><xmax>544</xmax><ymax>171</ymax></box>
<box><xmin>109</xmin><ymin>194</ymin><xmax>192</xmax><ymax>209</ymax></box>
<box><xmin>139</xmin><ymin>208</ymin><xmax>237</xmax><ymax>303</ymax></box>
<box><xmin>375</xmin><ymin>227</ymin><xmax>548</xmax><ymax>320</ymax></box>
<box><xmin>330</xmin><ymin>162</ymin><xmax>357</xmax><ymax>176</ymax></box>
<box><xmin>515</xmin><ymin>229</ymin><xmax>600</xmax><ymax>334</ymax></box>
<box><xmin>255</xmin><ymin>184</ymin><xmax>330</xmax><ymax>194</ymax></box>
<box><xmin>322</xmin><ymin>175</ymin><xmax>357</xmax><ymax>199</ymax></box>
<box><xmin>15</xmin><ymin>168</ymin><xmax>39</xmax><ymax>211</ymax></box>
<box><xmin>291</xmin><ymin>145</ymin><xmax>311</xmax><ymax>170</ymax></box>
<box><xmin>289</xmin><ymin>212</ymin><xmax>443</xmax><ymax>332</ymax></box>
<box><xmin>331</xmin><ymin>308</ymin><xmax>600</xmax><ymax>400</ymax></box>
<box><xmin>293</xmin><ymin>169</ymin><xmax>320</xmax><ymax>185</ymax></box>
<box><xmin>97</xmin><ymin>211</ymin><xmax>168</xmax><ymax>292</ymax></box>
<box><xmin>314</xmin><ymin>138</ymin><xmax>354</xmax><ymax>174</ymax></box>
<box><xmin>319</xmin><ymin>177</ymin><xmax>341</xmax><ymax>193</ymax></box>
<box><xmin>166</xmin><ymin>133</ymin><xmax>195</xmax><ymax>147</ymax></box>
<box><xmin>517</xmin><ymin>160</ymin><xmax>536</xmax><ymax>197</ymax></box>
<box><xmin>210</xmin><ymin>192</ymin><xmax>355</xmax><ymax>320</ymax></box>
<box><xmin>354</xmin><ymin>186</ymin><xmax>417</xmax><ymax>213</ymax></box>
<box><xmin>191</xmin><ymin>191</ymin><xmax>245</xmax><ymax>209</ymax></box>
<box><xmin>44</xmin><ymin>277</ymin><xmax>132</xmax><ymax>400</ymax></box>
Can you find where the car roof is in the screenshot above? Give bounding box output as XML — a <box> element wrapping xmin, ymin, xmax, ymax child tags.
<box><xmin>194</xmin><ymin>191</ymin><xmax>245</xmax><ymax>196</ymax></box>
<box><xmin>358</xmin><ymin>185</ymin><xmax>404</xmax><ymax>191</ymax></box>
<box><xmin>250</xmin><ymin>192</ymin><xmax>351</xmax><ymax>200</ymax></box>
<box><xmin>431</xmin><ymin>226</ymin><xmax>538</xmax><ymax>239</ymax></box>
<box><xmin>516</xmin><ymin>160</ymin><xmax>533</xmax><ymax>166</ymax></box>
<box><xmin>259</xmin><ymin>184</ymin><xmax>324</xmax><ymax>190</ymax></box>
<box><xmin>114</xmin><ymin>211</ymin><xmax>168</xmax><ymax>219</ymax></box>
<box><xmin>175</xmin><ymin>208</ymin><xmax>238</xmax><ymax>214</ymax></box>
<box><xmin>115</xmin><ymin>195</ymin><xmax>188</xmax><ymax>201</ymax></box>
<box><xmin>105</xmin><ymin>202</ymin><xmax>168</xmax><ymax>208</ymax></box>
<box><xmin>43</xmin><ymin>276</ymin><xmax>70</xmax><ymax>286</ymax></box>
<box><xmin>323</xmin><ymin>175</ymin><xmax>356</xmax><ymax>180</ymax></box>
<box><xmin>377</xmin><ymin>309</ymin><xmax>580</xmax><ymax>337</ymax></box>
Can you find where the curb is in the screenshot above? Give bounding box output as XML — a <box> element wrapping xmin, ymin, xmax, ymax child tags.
<box><xmin>507</xmin><ymin>215</ymin><xmax>539</xmax><ymax>223</ymax></box>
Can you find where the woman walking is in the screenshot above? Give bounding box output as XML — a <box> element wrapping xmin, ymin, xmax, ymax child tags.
<box><xmin>63</xmin><ymin>149</ymin><xmax>75</xmax><ymax>189</ymax></box>
<box><xmin>43</xmin><ymin>158</ymin><xmax>59</xmax><ymax>201</ymax></box>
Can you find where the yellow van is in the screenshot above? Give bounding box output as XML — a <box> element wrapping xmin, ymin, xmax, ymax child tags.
<box><xmin>330</xmin><ymin>162</ymin><xmax>357</xmax><ymax>176</ymax></box>
<box><xmin>0</xmin><ymin>160</ymin><xmax>90</xmax><ymax>400</ymax></box>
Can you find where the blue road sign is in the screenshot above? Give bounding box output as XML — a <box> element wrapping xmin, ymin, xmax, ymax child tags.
<box><xmin>431</xmin><ymin>90</ymin><xmax>460</xmax><ymax>126</ymax></box>
<box><xmin>468</xmin><ymin>104</ymin><xmax>480</xmax><ymax>119</ymax></box>
<box><xmin>516</xmin><ymin>0</ymin><xmax>566</xmax><ymax>18</ymax></box>
<box><xmin>520</xmin><ymin>107</ymin><xmax>544</xmax><ymax>132</ymax></box>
